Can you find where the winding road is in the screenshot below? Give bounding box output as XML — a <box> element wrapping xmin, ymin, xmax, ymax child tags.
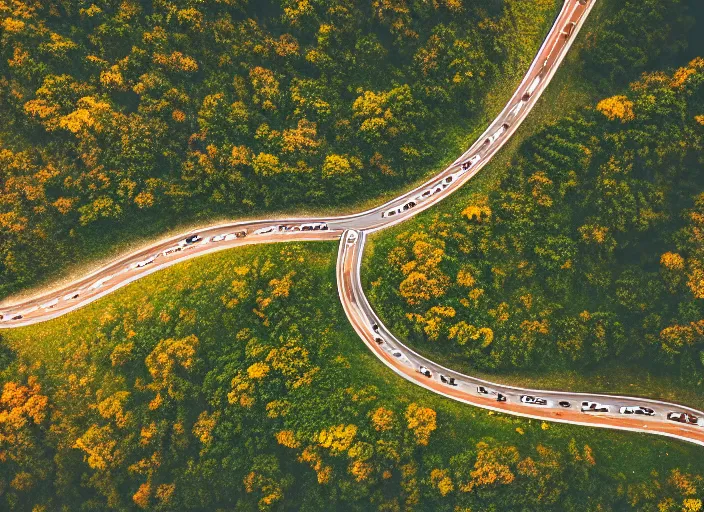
<box><xmin>3</xmin><ymin>0</ymin><xmax>703</xmax><ymax>446</ymax></box>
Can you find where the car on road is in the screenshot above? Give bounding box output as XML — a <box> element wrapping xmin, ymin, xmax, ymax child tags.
<box><xmin>522</xmin><ymin>76</ymin><xmax>541</xmax><ymax>101</ymax></box>
<box><xmin>135</xmin><ymin>256</ymin><xmax>155</xmax><ymax>268</ymax></box>
<box><xmin>461</xmin><ymin>154</ymin><xmax>481</xmax><ymax>171</ymax></box>
<box><xmin>562</xmin><ymin>21</ymin><xmax>576</xmax><ymax>38</ymax></box>
<box><xmin>211</xmin><ymin>234</ymin><xmax>227</xmax><ymax>242</ymax></box>
<box><xmin>418</xmin><ymin>366</ymin><xmax>432</xmax><ymax>378</ymax></box>
<box><xmin>372</xmin><ymin>323</ymin><xmax>379</xmax><ymax>332</ymax></box>
<box><xmin>253</xmin><ymin>225</ymin><xmax>279</xmax><ymax>235</ymax></box>
<box><xmin>63</xmin><ymin>292</ymin><xmax>80</xmax><ymax>300</ymax></box>
<box><xmin>440</xmin><ymin>375</ymin><xmax>457</xmax><ymax>386</ymax></box>
<box><xmin>40</xmin><ymin>299</ymin><xmax>59</xmax><ymax>309</ymax></box>
<box><xmin>382</xmin><ymin>207</ymin><xmax>400</xmax><ymax>218</ymax></box>
<box><xmin>521</xmin><ymin>395</ymin><xmax>548</xmax><ymax>406</ymax></box>
<box><xmin>223</xmin><ymin>230</ymin><xmax>248</xmax><ymax>241</ymax></box>
<box><xmin>90</xmin><ymin>276</ymin><xmax>113</xmax><ymax>290</ymax></box>
<box><xmin>620</xmin><ymin>406</ymin><xmax>655</xmax><ymax>416</ymax></box>
<box><xmin>382</xmin><ymin>201</ymin><xmax>416</xmax><ymax>218</ymax></box>
<box><xmin>477</xmin><ymin>386</ymin><xmax>491</xmax><ymax>395</ymax></box>
<box><xmin>162</xmin><ymin>245</ymin><xmax>183</xmax><ymax>256</ymax></box>
<box><xmin>497</xmin><ymin>393</ymin><xmax>507</xmax><ymax>402</ymax></box>
<box><xmin>507</xmin><ymin>102</ymin><xmax>524</xmax><ymax>119</ymax></box>
<box><xmin>667</xmin><ymin>412</ymin><xmax>703</xmax><ymax>426</ymax></box>
<box><xmin>346</xmin><ymin>231</ymin><xmax>358</xmax><ymax>244</ymax></box>
<box><xmin>484</xmin><ymin>123</ymin><xmax>509</xmax><ymax>146</ymax></box>
<box><xmin>558</xmin><ymin>401</ymin><xmax>571</xmax><ymax>408</ymax></box>
<box><xmin>301</xmin><ymin>223</ymin><xmax>328</xmax><ymax>231</ymax></box>
<box><xmin>11</xmin><ymin>314</ymin><xmax>23</xmax><ymax>320</ymax></box>
<box><xmin>581</xmin><ymin>401</ymin><xmax>609</xmax><ymax>413</ymax></box>
<box><xmin>392</xmin><ymin>351</ymin><xmax>403</xmax><ymax>358</ymax></box>
<box><xmin>179</xmin><ymin>234</ymin><xmax>201</xmax><ymax>246</ymax></box>
<box><xmin>374</xmin><ymin>337</ymin><xmax>384</xmax><ymax>345</ymax></box>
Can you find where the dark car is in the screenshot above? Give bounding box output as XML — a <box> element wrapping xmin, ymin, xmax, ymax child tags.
<box><xmin>440</xmin><ymin>375</ymin><xmax>457</xmax><ymax>386</ymax></box>
<box><xmin>559</xmin><ymin>401</ymin><xmax>571</xmax><ymax>408</ymax></box>
<box><xmin>182</xmin><ymin>234</ymin><xmax>202</xmax><ymax>245</ymax></box>
<box><xmin>667</xmin><ymin>412</ymin><xmax>701</xmax><ymax>425</ymax></box>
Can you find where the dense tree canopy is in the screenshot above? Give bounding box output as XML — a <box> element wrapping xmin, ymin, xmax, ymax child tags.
<box><xmin>0</xmin><ymin>0</ymin><xmax>560</xmax><ymax>297</ymax></box>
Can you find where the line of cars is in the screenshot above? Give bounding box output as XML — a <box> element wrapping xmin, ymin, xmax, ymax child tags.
<box><xmin>419</xmin><ymin>370</ymin><xmax>704</xmax><ymax>427</ymax></box>
<box><xmin>369</xmin><ymin>329</ymin><xmax>704</xmax><ymax>429</ymax></box>
<box><xmin>1</xmin><ymin>224</ymin><xmax>332</xmax><ymax>323</ymax></box>
<box><xmin>380</xmin><ymin>82</ymin><xmax>534</xmax><ymax>222</ymax></box>
<box><xmin>252</xmin><ymin>222</ymin><xmax>328</xmax><ymax>235</ymax></box>
<box><xmin>381</xmin><ymin>169</ymin><xmax>469</xmax><ymax>219</ymax></box>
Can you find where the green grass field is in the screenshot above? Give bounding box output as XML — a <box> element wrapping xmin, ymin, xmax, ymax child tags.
<box><xmin>4</xmin><ymin>242</ymin><xmax>704</xmax><ymax>496</ymax></box>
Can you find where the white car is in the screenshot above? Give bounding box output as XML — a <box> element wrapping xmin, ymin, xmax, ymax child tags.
<box><xmin>253</xmin><ymin>225</ymin><xmax>279</xmax><ymax>235</ymax></box>
<box><xmin>211</xmin><ymin>234</ymin><xmax>227</xmax><ymax>242</ymax></box>
<box><xmin>418</xmin><ymin>366</ymin><xmax>432</xmax><ymax>378</ymax></box>
<box><xmin>620</xmin><ymin>406</ymin><xmax>655</xmax><ymax>416</ymax></box>
<box><xmin>135</xmin><ymin>256</ymin><xmax>155</xmax><ymax>268</ymax></box>
<box><xmin>63</xmin><ymin>291</ymin><xmax>80</xmax><ymax>301</ymax></box>
<box><xmin>346</xmin><ymin>231</ymin><xmax>358</xmax><ymax>244</ymax></box>
<box><xmin>507</xmin><ymin>102</ymin><xmax>524</xmax><ymax>119</ymax></box>
<box><xmin>40</xmin><ymin>298</ymin><xmax>59</xmax><ymax>309</ymax></box>
<box><xmin>581</xmin><ymin>401</ymin><xmax>609</xmax><ymax>413</ymax></box>
<box><xmin>484</xmin><ymin>123</ymin><xmax>509</xmax><ymax>146</ymax></box>
<box><xmin>521</xmin><ymin>395</ymin><xmax>548</xmax><ymax>406</ymax></box>
<box><xmin>89</xmin><ymin>276</ymin><xmax>113</xmax><ymax>290</ymax></box>
<box><xmin>461</xmin><ymin>154</ymin><xmax>481</xmax><ymax>171</ymax></box>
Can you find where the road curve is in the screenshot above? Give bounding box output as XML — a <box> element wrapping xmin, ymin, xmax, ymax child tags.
<box><xmin>337</xmin><ymin>230</ymin><xmax>704</xmax><ymax>447</ymax></box>
<box><xmin>0</xmin><ymin>0</ymin><xmax>592</xmax><ymax>325</ymax></box>
<box><xmin>4</xmin><ymin>0</ymin><xmax>700</xmax><ymax>446</ymax></box>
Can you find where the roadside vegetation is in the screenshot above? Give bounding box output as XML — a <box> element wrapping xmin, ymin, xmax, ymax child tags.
<box><xmin>2</xmin><ymin>242</ymin><xmax>704</xmax><ymax>510</ymax></box>
<box><xmin>364</xmin><ymin>0</ymin><xmax>704</xmax><ymax>403</ymax></box>
<box><xmin>0</xmin><ymin>0</ymin><xmax>562</xmax><ymax>299</ymax></box>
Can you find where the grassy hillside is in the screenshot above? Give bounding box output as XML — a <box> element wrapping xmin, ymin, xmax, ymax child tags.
<box><xmin>1</xmin><ymin>242</ymin><xmax>704</xmax><ymax>510</ymax></box>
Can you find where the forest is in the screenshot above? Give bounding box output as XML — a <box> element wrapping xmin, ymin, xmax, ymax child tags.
<box><xmin>2</xmin><ymin>243</ymin><xmax>704</xmax><ymax>511</ymax></box>
<box><xmin>0</xmin><ymin>0</ymin><xmax>561</xmax><ymax>297</ymax></box>
<box><xmin>366</xmin><ymin>56</ymin><xmax>704</xmax><ymax>390</ymax></box>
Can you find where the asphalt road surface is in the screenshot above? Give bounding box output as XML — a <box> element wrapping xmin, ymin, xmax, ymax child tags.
<box><xmin>4</xmin><ymin>0</ymin><xmax>702</xmax><ymax>446</ymax></box>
